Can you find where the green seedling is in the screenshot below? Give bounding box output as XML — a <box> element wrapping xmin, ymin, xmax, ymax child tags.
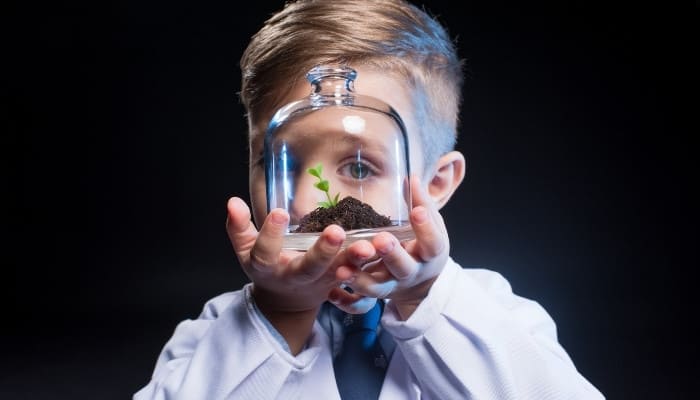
<box><xmin>307</xmin><ymin>163</ymin><xmax>340</xmax><ymax>208</ymax></box>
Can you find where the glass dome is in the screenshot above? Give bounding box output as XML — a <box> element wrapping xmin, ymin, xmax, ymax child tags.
<box><xmin>264</xmin><ymin>65</ymin><xmax>415</xmax><ymax>250</ymax></box>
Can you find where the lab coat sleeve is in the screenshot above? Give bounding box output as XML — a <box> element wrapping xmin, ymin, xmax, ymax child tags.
<box><xmin>133</xmin><ymin>283</ymin><xmax>338</xmax><ymax>400</ymax></box>
<box><xmin>381</xmin><ymin>258</ymin><xmax>605</xmax><ymax>400</ymax></box>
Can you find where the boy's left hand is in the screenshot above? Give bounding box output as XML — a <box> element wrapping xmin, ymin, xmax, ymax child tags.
<box><xmin>329</xmin><ymin>175</ymin><xmax>450</xmax><ymax>320</ymax></box>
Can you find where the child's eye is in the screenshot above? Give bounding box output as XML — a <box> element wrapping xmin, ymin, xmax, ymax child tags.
<box><xmin>338</xmin><ymin>161</ymin><xmax>375</xmax><ymax>180</ymax></box>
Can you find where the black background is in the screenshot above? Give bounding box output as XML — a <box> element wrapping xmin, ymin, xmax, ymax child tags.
<box><xmin>4</xmin><ymin>1</ymin><xmax>695</xmax><ymax>399</ymax></box>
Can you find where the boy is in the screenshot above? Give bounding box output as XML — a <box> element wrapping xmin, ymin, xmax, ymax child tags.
<box><xmin>134</xmin><ymin>1</ymin><xmax>604</xmax><ymax>399</ymax></box>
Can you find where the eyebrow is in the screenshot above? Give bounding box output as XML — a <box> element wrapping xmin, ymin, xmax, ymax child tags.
<box><xmin>337</xmin><ymin>132</ymin><xmax>392</xmax><ymax>153</ymax></box>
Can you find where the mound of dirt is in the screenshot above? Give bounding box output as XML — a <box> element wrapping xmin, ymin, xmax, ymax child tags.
<box><xmin>292</xmin><ymin>196</ymin><xmax>392</xmax><ymax>233</ymax></box>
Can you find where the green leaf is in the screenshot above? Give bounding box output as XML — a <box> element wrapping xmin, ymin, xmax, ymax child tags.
<box><xmin>307</xmin><ymin>164</ymin><xmax>322</xmax><ymax>178</ymax></box>
<box><xmin>315</xmin><ymin>180</ymin><xmax>329</xmax><ymax>192</ymax></box>
<box><xmin>307</xmin><ymin>162</ymin><xmax>339</xmax><ymax>208</ymax></box>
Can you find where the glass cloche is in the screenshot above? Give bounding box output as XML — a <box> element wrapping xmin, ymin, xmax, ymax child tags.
<box><xmin>264</xmin><ymin>65</ymin><xmax>415</xmax><ymax>250</ymax></box>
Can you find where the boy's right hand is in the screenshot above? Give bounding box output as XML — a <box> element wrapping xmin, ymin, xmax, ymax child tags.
<box><xmin>225</xmin><ymin>196</ymin><xmax>346</xmax><ymax>354</ymax></box>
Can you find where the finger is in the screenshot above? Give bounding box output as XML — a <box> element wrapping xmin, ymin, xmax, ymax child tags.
<box><xmin>372</xmin><ymin>231</ymin><xmax>420</xmax><ymax>281</ymax></box>
<box><xmin>248</xmin><ymin>208</ymin><xmax>289</xmax><ymax>272</ymax></box>
<box><xmin>334</xmin><ymin>240</ymin><xmax>377</xmax><ymax>283</ymax></box>
<box><xmin>288</xmin><ymin>224</ymin><xmax>345</xmax><ymax>283</ymax></box>
<box><xmin>336</xmin><ymin>262</ymin><xmax>387</xmax><ymax>285</ymax></box>
<box><xmin>408</xmin><ymin>173</ymin><xmax>431</xmax><ymax>208</ymax></box>
<box><xmin>225</xmin><ymin>197</ymin><xmax>258</xmax><ymax>265</ymax></box>
<box><xmin>328</xmin><ymin>287</ymin><xmax>377</xmax><ymax>314</ymax></box>
<box><xmin>407</xmin><ymin>174</ymin><xmax>447</xmax><ymax>260</ymax></box>
<box><xmin>335</xmin><ymin>240</ymin><xmax>379</xmax><ymax>283</ymax></box>
<box><xmin>348</xmin><ymin>273</ymin><xmax>398</xmax><ymax>299</ymax></box>
<box><xmin>339</xmin><ymin>259</ymin><xmax>397</xmax><ymax>298</ymax></box>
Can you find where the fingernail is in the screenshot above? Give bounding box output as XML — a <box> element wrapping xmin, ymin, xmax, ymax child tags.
<box><xmin>342</xmin><ymin>275</ymin><xmax>356</xmax><ymax>284</ymax></box>
<box><xmin>354</xmin><ymin>254</ymin><xmax>369</xmax><ymax>264</ymax></box>
<box><xmin>232</xmin><ymin>197</ymin><xmax>246</xmax><ymax>207</ymax></box>
<box><xmin>377</xmin><ymin>240</ymin><xmax>395</xmax><ymax>255</ymax></box>
<box><xmin>412</xmin><ymin>206</ymin><xmax>428</xmax><ymax>224</ymax></box>
<box><xmin>327</xmin><ymin>235</ymin><xmax>344</xmax><ymax>247</ymax></box>
<box><xmin>270</xmin><ymin>211</ymin><xmax>289</xmax><ymax>225</ymax></box>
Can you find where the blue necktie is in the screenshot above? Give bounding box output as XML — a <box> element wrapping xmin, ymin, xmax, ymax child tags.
<box><xmin>330</xmin><ymin>301</ymin><xmax>388</xmax><ymax>400</ymax></box>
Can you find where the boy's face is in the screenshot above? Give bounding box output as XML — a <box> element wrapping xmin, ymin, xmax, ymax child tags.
<box><xmin>247</xmin><ymin>67</ymin><xmax>425</xmax><ymax>228</ymax></box>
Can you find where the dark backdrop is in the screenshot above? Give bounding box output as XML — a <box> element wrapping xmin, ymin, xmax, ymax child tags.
<box><xmin>5</xmin><ymin>1</ymin><xmax>694</xmax><ymax>399</ymax></box>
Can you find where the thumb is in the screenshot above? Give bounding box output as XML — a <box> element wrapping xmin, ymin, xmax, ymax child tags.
<box><xmin>225</xmin><ymin>197</ymin><xmax>258</xmax><ymax>266</ymax></box>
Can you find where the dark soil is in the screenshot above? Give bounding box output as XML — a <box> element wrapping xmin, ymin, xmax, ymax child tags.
<box><xmin>292</xmin><ymin>196</ymin><xmax>392</xmax><ymax>233</ymax></box>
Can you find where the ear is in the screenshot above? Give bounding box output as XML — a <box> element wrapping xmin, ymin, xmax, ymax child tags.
<box><xmin>427</xmin><ymin>151</ymin><xmax>466</xmax><ymax>209</ymax></box>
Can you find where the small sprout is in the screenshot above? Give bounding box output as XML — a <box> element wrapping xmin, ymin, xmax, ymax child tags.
<box><xmin>307</xmin><ymin>163</ymin><xmax>340</xmax><ymax>208</ymax></box>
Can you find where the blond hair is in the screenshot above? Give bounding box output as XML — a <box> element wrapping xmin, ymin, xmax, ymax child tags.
<box><xmin>239</xmin><ymin>0</ymin><xmax>464</xmax><ymax>169</ymax></box>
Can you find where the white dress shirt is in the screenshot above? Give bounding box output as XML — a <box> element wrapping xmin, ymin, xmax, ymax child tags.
<box><xmin>134</xmin><ymin>258</ymin><xmax>605</xmax><ymax>399</ymax></box>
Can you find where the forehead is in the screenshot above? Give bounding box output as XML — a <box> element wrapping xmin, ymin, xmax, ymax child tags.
<box><xmin>249</xmin><ymin>67</ymin><xmax>419</xmax><ymax>154</ymax></box>
<box><xmin>271</xmin><ymin>107</ymin><xmax>401</xmax><ymax>152</ymax></box>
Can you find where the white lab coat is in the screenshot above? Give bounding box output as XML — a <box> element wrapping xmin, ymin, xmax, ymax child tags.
<box><xmin>134</xmin><ymin>258</ymin><xmax>604</xmax><ymax>399</ymax></box>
